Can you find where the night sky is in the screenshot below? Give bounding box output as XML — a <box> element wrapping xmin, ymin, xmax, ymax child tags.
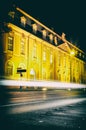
<box><xmin>0</xmin><ymin>0</ymin><xmax>86</xmax><ymax>52</ymax></box>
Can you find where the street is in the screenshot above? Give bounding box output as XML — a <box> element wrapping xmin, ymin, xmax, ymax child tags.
<box><xmin>0</xmin><ymin>89</ymin><xmax>86</xmax><ymax>130</ymax></box>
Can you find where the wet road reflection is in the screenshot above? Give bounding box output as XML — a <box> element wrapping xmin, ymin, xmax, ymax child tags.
<box><xmin>0</xmin><ymin>89</ymin><xmax>86</xmax><ymax>130</ymax></box>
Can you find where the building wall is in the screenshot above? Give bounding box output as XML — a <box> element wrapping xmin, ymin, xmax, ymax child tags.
<box><xmin>0</xmin><ymin>23</ymin><xmax>86</xmax><ymax>84</ymax></box>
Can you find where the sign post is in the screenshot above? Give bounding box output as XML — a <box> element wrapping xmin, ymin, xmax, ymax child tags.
<box><xmin>17</xmin><ymin>68</ymin><xmax>26</xmax><ymax>90</ymax></box>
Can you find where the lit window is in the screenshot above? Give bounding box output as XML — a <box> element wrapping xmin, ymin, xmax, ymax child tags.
<box><xmin>54</xmin><ymin>36</ymin><xmax>58</xmax><ymax>45</ymax></box>
<box><xmin>62</xmin><ymin>33</ymin><xmax>66</xmax><ymax>40</ymax></box>
<box><xmin>8</xmin><ymin>36</ymin><xmax>13</xmax><ymax>51</ymax></box>
<box><xmin>49</xmin><ymin>34</ymin><xmax>53</xmax><ymax>42</ymax></box>
<box><xmin>21</xmin><ymin>39</ymin><xmax>25</xmax><ymax>55</ymax></box>
<box><xmin>42</xmin><ymin>29</ymin><xmax>47</xmax><ymax>39</ymax></box>
<box><xmin>21</xmin><ymin>16</ymin><xmax>26</xmax><ymax>27</ymax></box>
<box><xmin>32</xmin><ymin>23</ymin><xmax>37</xmax><ymax>34</ymax></box>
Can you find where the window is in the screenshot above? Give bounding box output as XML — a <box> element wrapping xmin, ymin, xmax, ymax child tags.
<box><xmin>83</xmin><ymin>54</ymin><xmax>85</xmax><ymax>58</ymax></box>
<box><xmin>50</xmin><ymin>72</ymin><xmax>53</xmax><ymax>79</ymax></box>
<box><xmin>8</xmin><ymin>36</ymin><xmax>13</xmax><ymax>51</ymax></box>
<box><xmin>18</xmin><ymin>63</ymin><xmax>26</xmax><ymax>69</ymax></box>
<box><xmin>43</xmin><ymin>50</ymin><xmax>46</xmax><ymax>61</ymax></box>
<box><xmin>6</xmin><ymin>61</ymin><xmax>13</xmax><ymax>76</ymax></box>
<box><xmin>42</xmin><ymin>29</ymin><xmax>47</xmax><ymax>39</ymax></box>
<box><xmin>33</xmin><ymin>44</ymin><xmax>37</xmax><ymax>58</ymax></box>
<box><xmin>54</xmin><ymin>36</ymin><xmax>58</xmax><ymax>45</ymax></box>
<box><xmin>64</xmin><ymin>56</ymin><xmax>66</xmax><ymax>67</ymax></box>
<box><xmin>21</xmin><ymin>16</ymin><xmax>26</xmax><ymax>27</ymax></box>
<box><xmin>21</xmin><ymin>39</ymin><xmax>25</xmax><ymax>55</ymax></box>
<box><xmin>58</xmin><ymin>54</ymin><xmax>61</xmax><ymax>66</ymax></box>
<box><xmin>42</xmin><ymin>68</ymin><xmax>46</xmax><ymax>79</ymax></box>
<box><xmin>30</xmin><ymin>68</ymin><xmax>35</xmax><ymax>79</ymax></box>
<box><xmin>62</xmin><ymin>33</ymin><xmax>66</xmax><ymax>40</ymax></box>
<box><xmin>50</xmin><ymin>53</ymin><xmax>53</xmax><ymax>64</ymax></box>
<box><xmin>32</xmin><ymin>23</ymin><xmax>37</xmax><ymax>34</ymax></box>
<box><xmin>79</xmin><ymin>52</ymin><xmax>81</xmax><ymax>57</ymax></box>
<box><xmin>49</xmin><ymin>34</ymin><xmax>53</xmax><ymax>42</ymax></box>
<box><xmin>8</xmin><ymin>11</ymin><xmax>15</xmax><ymax>19</ymax></box>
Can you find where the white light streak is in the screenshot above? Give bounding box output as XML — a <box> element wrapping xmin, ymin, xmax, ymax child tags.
<box><xmin>8</xmin><ymin>98</ymin><xmax>86</xmax><ymax>114</ymax></box>
<box><xmin>0</xmin><ymin>79</ymin><xmax>86</xmax><ymax>89</ymax></box>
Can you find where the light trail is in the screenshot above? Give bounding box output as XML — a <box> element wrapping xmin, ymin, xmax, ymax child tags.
<box><xmin>0</xmin><ymin>79</ymin><xmax>86</xmax><ymax>89</ymax></box>
<box><xmin>7</xmin><ymin>98</ymin><xmax>86</xmax><ymax>114</ymax></box>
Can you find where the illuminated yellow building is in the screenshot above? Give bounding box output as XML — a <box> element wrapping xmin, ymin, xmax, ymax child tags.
<box><xmin>0</xmin><ymin>7</ymin><xmax>86</xmax><ymax>84</ymax></box>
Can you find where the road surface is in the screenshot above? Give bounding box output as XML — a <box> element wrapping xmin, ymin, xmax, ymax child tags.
<box><xmin>0</xmin><ymin>89</ymin><xmax>86</xmax><ymax>130</ymax></box>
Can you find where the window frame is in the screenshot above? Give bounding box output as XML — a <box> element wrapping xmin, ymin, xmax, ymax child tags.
<box><xmin>8</xmin><ymin>36</ymin><xmax>14</xmax><ymax>51</ymax></box>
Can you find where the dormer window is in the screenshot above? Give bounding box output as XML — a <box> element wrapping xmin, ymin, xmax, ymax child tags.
<box><xmin>21</xmin><ymin>16</ymin><xmax>26</xmax><ymax>27</ymax></box>
<box><xmin>83</xmin><ymin>55</ymin><xmax>85</xmax><ymax>58</ymax></box>
<box><xmin>49</xmin><ymin>34</ymin><xmax>53</xmax><ymax>42</ymax></box>
<box><xmin>79</xmin><ymin>52</ymin><xmax>82</xmax><ymax>57</ymax></box>
<box><xmin>54</xmin><ymin>36</ymin><xmax>58</xmax><ymax>45</ymax></box>
<box><xmin>8</xmin><ymin>11</ymin><xmax>15</xmax><ymax>19</ymax></box>
<box><xmin>42</xmin><ymin>29</ymin><xmax>47</xmax><ymax>39</ymax></box>
<box><xmin>62</xmin><ymin>33</ymin><xmax>66</xmax><ymax>40</ymax></box>
<box><xmin>32</xmin><ymin>23</ymin><xmax>37</xmax><ymax>34</ymax></box>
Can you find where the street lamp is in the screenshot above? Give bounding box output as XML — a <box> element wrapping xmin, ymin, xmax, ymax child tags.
<box><xmin>70</xmin><ymin>50</ymin><xmax>75</xmax><ymax>56</ymax></box>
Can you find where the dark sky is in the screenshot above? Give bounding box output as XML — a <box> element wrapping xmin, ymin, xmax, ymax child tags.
<box><xmin>0</xmin><ymin>0</ymin><xmax>86</xmax><ymax>52</ymax></box>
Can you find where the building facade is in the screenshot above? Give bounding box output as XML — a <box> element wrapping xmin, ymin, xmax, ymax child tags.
<box><xmin>0</xmin><ymin>7</ymin><xmax>86</xmax><ymax>84</ymax></box>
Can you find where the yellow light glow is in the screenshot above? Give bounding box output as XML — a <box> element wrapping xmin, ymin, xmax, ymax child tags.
<box><xmin>70</xmin><ymin>50</ymin><xmax>75</xmax><ymax>56</ymax></box>
<box><xmin>42</xmin><ymin>87</ymin><xmax>47</xmax><ymax>91</ymax></box>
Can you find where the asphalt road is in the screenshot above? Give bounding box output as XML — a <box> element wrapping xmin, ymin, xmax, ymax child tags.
<box><xmin>0</xmin><ymin>89</ymin><xmax>86</xmax><ymax>130</ymax></box>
